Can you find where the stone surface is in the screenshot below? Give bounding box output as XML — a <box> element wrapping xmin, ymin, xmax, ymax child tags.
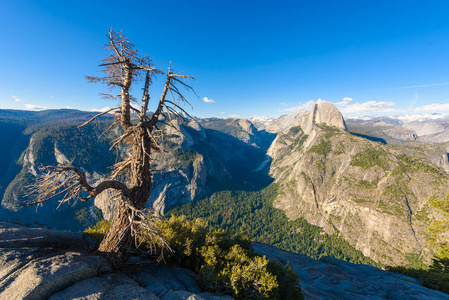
<box><xmin>0</xmin><ymin>251</ymin><xmax>111</xmax><ymax>300</ymax></box>
<box><xmin>250</xmin><ymin>110</ymin><xmax>307</xmax><ymax>134</ymax></box>
<box><xmin>50</xmin><ymin>273</ymin><xmax>159</xmax><ymax>300</ymax></box>
<box><xmin>253</xmin><ymin>242</ymin><xmax>449</xmax><ymax>300</ymax></box>
<box><xmin>126</xmin><ymin>264</ymin><xmax>202</xmax><ymax>297</ymax></box>
<box><xmin>300</xmin><ymin>102</ymin><xmax>347</xmax><ymax>134</ymax></box>
<box><xmin>0</xmin><ymin>221</ymin><xmax>93</xmax><ymax>250</ymax></box>
<box><xmin>0</xmin><ymin>222</ymin><xmax>232</xmax><ymax>299</ymax></box>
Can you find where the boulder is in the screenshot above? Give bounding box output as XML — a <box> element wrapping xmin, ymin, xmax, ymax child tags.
<box><xmin>0</xmin><ymin>221</ymin><xmax>232</xmax><ymax>299</ymax></box>
<box><xmin>50</xmin><ymin>273</ymin><xmax>158</xmax><ymax>300</ymax></box>
<box><xmin>0</xmin><ymin>251</ymin><xmax>111</xmax><ymax>300</ymax></box>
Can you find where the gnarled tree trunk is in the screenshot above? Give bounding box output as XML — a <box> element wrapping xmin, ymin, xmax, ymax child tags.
<box><xmin>97</xmin><ymin>126</ymin><xmax>152</xmax><ymax>266</ymax></box>
<box><xmin>98</xmin><ymin>123</ymin><xmax>152</xmax><ymax>265</ymax></box>
<box><xmin>27</xmin><ymin>29</ymin><xmax>195</xmax><ymax>268</ymax></box>
<box><xmin>97</xmin><ymin>202</ymin><xmax>134</xmax><ymax>266</ymax></box>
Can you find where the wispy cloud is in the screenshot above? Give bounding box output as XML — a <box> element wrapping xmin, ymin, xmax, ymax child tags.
<box><xmin>11</xmin><ymin>95</ymin><xmax>23</xmax><ymax>102</ymax></box>
<box><xmin>336</xmin><ymin>97</ymin><xmax>353</xmax><ymax>106</ymax></box>
<box><xmin>91</xmin><ymin>106</ymin><xmax>111</xmax><ymax>112</ymax></box>
<box><xmin>203</xmin><ymin>97</ymin><xmax>215</xmax><ymax>103</ymax></box>
<box><xmin>284</xmin><ymin>106</ymin><xmax>302</xmax><ymax>112</ymax></box>
<box><xmin>220</xmin><ymin>112</ymin><xmax>226</xmax><ymax>115</ymax></box>
<box><xmin>283</xmin><ymin>97</ymin><xmax>403</xmax><ymax>116</ymax></box>
<box><xmin>285</xmin><ymin>99</ymin><xmax>323</xmax><ymax>112</ymax></box>
<box><xmin>229</xmin><ymin>114</ymin><xmax>239</xmax><ymax>118</ymax></box>
<box><xmin>26</xmin><ymin>104</ymin><xmax>47</xmax><ymax>110</ymax></box>
<box><xmin>340</xmin><ymin>101</ymin><xmax>399</xmax><ymax>114</ymax></box>
<box><xmin>414</xmin><ymin>103</ymin><xmax>449</xmax><ymax>112</ymax></box>
<box><xmin>379</xmin><ymin>82</ymin><xmax>449</xmax><ymax>91</ymax></box>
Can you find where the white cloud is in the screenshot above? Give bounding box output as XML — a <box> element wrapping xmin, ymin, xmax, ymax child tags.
<box><xmin>285</xmin><ymin>99</ymin><xmax>324</xmax><ymax>112</ymax></box>
<box><xmin>393</xmin><ymin>113</ymin><xmax>449</xmax><ymax>122</ymax></box>
<box><xmin>414</xmin><ymin>103</ymin><xmax>449</xmax><ymax>112</ymax></box>
<box><xmin>11</xmin><ymin>95</ymin><xmax>23</xmax><ymax>102</ymax></box>
<box><xmin>337</xmin><ymin>97</ymin><xmax>353</xmax><ymax>106</ymax></box>
<box><xmin>220</xmin><ymin>112</ymin><xmax>226</xmax><ymax>115</ymax></box>
<box><xmin>284</xmin><ymin>106</ymin><xmax>302</xmax><ymax>112</ymax></box>
<box><xmin>229</xmin><ymin>114</ymin><xmax>239</xmax><ymax>118</ymax></box>
<box><xmin>203</xmin><ymin>97</ymin><xmax>215</xmax><ymax>103</ymax></box>
<box><xmin>340</xmin><ymin>101</ymin><xmax>399</xmax><ymax>114</ymax></box>
<box><xmin>26</xmin><ymin>104</ymin><xmax>47</xmax><ymax>110</ymax></box>
<box><xmin>249</xmin><ymin>115</ymin><xmax>277</xmax><ymax>124</ymax></box>
<box><xmin>282</xmin><ymin>98</ymin><xmax>402</xmax><ymax>116</ymax></box>
<box><xmin>91</xmin><ymin>106</ymin><xmax>111</xmax><ymax>112</ymax></box>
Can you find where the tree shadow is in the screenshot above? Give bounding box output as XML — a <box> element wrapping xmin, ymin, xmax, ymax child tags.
<box><xmin>386</xmin><ymin>266</ymin><xmax>449</xmax><ymax>295</ymax></box>
<box><xmin>350</xmin><ymin>132</ymin><xmax>387</xmax><ymax>144</ymax></box>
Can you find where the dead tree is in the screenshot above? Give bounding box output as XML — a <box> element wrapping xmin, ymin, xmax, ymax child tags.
<box><xmin>25</xmin><ymin>28</ymin><xmax>195</xmax><ymax>266</ymax></box>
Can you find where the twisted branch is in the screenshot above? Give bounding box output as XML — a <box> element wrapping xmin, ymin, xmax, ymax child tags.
<box><xmin>23</xmin><ymin>165</ymin><xmax>130</xmax><ymax>208</ymax></box>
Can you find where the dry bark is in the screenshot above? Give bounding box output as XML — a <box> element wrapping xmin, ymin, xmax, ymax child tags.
<box><xmin>26</xmin><ymin>28</ymin><xmax>195</xmax><ymax>267</ymax></box>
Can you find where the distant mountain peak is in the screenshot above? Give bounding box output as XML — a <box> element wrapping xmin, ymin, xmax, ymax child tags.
<box><xmin>251</xmin><ymin>103</ymin><xmax>348</xmax><ymax>134</ymax></box>
<box><xmin>300</xmin><ymin>102</ymin><xmax>347</xmax><ymax>134</ymax></box>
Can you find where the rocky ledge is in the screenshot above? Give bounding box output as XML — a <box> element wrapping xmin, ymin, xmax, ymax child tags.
<box><xmin>0</xmin><ymin>221</ymin><xmax>447</xmax><ymax>299</ymax></box>
<box><xmin>254</xmin><ymin>243</ymin><xmax>449</xmax><ymax>300</ymax></box>
<box><xmin>0</xmin><ymin>221</ymin><xmax>230</xmax><ymax>300</ymax></box>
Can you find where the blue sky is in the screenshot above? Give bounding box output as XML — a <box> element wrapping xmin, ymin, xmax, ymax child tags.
<box><xmin>1</xmin><ymin>0</ymin><xmax>449</xmax><ymax>119</ymax></box>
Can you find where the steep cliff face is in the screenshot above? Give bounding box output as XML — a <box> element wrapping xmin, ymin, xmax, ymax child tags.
<box><xmin>0</xmin><ymin>110</ymin><xmax>270</xmax><ymax>228</ymax></box>
<box><xmin>149</xmin><ymin>156</ymin><xmax>208</xmax><ymax>215</ymax></box>
<box><xmin>0</xmin><ymin>120</ymin><xmax>215</xmax><ymax>224</ymax></box>
<box><xmin>251</xmin><ymin>109</ymin><xmax>307</xmax><ymax>134</ymax></box>
<box><xmin>0</xmin><ymin>120</ymin><xmax>117</xmax><ymax>230</ymax></box>
<box><xmin>267</xmin><ymin>103</ymin><xmax>449</xmax><ymax>265</ymax></box>
<box><xmin>300</xmin><ymin>102</ymin><xmax>347</xmax><ymax>134</ymax></box>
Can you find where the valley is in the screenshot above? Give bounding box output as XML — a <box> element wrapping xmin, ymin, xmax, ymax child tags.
<box><xmin>1</xmin><ymin>105</ymin><xmax>448</xmax><ymax>270</ymax></box>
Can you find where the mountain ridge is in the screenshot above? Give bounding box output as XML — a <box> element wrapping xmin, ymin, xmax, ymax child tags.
<box><xmin>263</xmin><ymin>103</ymin><xmax>449</xmax><ymax>265</ymax></box>
<box><xmin>1</xmin><ymin>107</ymin><xmax>448</xmax><ymax>268</ymax></box>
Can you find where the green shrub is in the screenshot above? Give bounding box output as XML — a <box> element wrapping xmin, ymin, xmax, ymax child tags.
<box><xmin>157</xmin><ymin>215</ymin><xmax>303</xmax><ymax>299</ymax></box>
<box><xmin>387</xmin><ymin>265</ymin><xmax>449</xmax><ymax>295</ymax></box>
<box><xmin>84</xmin><ymin>215</ymin><xmax>304</xmax><ymax>299</ymax></box>
<box><xmin>198</xmin><ymin>244</ymin><xmax>279</xmax><ymax>298</ymax></box>
<box><xmin>430</xmin><ymin>245</ymin><xmax>449</xmax><ymax>273</ymax></box>
<box><xmin>387</xmin><ymin>245</ymin><xmax>449</xmax><ymax>295</ymax></box>
<box><xmin>288</xmin><ymin>126</ymin><xmax>303</xmax><ymax>136</ymax></box>
<box><xmin>395</xmin><ymin>154</ymin><xmax>444</xmax><ymax>178</ymax></box>
<box><xmin>267</xmin><ymin>262</ymin><xmax>304</xmax><ymax>299</ymax></box>
<box><xmin>83</xmin><ymin>219</ymin><xmax>111</xmax><ymax>242</ymax></box>
<box><xmin>350</xmin><ymin>148</ymin><xmax>389</xmax><ymax>170</ymax></box>
<box><xmin>308</xmin><ymin>139</ymin><xmax>331</xmax><ymax>156</ymax></box>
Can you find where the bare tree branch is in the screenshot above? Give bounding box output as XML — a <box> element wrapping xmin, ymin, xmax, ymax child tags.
<box><xmin>27</xmin><ymin>28</ymin><xmax>196</xmax><ymax>265</ymax></box>
<box><xmin>140</xmin><ymin>71</ymin><xmax>151</xmax><ymax>120</ymax></box>
<box><xmin>99</xmin><ymin>117</ymin><xmax>120</xmax><ymax>138</ymax></box>
<box><xmin>23</xmin><ymin>165</ymin><xmax>130</xmax><ymax>208</ymax></box>
<box><xmin>78</xmin><ymin>106</ymin><xmax>120</xmax><ymax>128</ymax></box>
<box><xmin>107</xmin><ymin>28</ymin><xmax>123</xmax><ymax>60</ymax></box>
